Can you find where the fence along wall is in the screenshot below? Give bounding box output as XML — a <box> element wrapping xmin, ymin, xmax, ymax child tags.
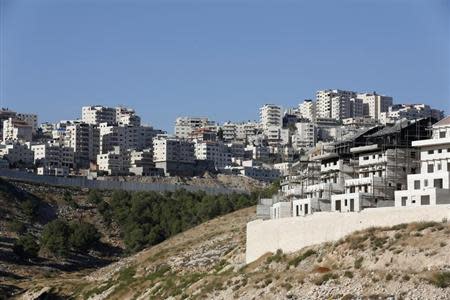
<box><xmin>0</xmin><ymin>169</ymin><xmax>244</xmax><ymax>195</ymax></box>
<box><xmin>246</xmin><ymin>205</ymin><xmax>450</xmax><ymax>264</ymax></box>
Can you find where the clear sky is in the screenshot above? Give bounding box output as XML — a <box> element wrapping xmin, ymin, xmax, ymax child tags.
<box><xmin>1</xmin><ymin>0</ymin><xmax>449</xmax><ymax>131</ymax></box>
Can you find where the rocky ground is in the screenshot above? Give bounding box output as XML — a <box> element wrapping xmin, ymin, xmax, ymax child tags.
<box><xmin>11</xmin><ymin>206</ymin><xmax>450</xmax><ymax>300</ymax></box>
<box><xmin>101</xmin><ymin>172</ymin><xmax>267</xmax><ymax>193</ymax></box>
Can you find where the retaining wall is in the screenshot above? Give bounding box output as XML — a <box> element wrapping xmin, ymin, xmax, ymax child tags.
<box><xmin>246</xmin><ymin>205</ymin><xmax>450</xmax><ymax>263</ymax></box>
<box><xmin>0</xmin><ymin>169</ymin><xmax>244</xmax><ymax>195</ymax></box>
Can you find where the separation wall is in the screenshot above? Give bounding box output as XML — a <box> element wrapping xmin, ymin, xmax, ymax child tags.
<box><xmin>246</xmin><ymin>205</ymin><xmax>450</xmax><ymax>264</ymax></box>
<box><xmin>0</xmin><ymin>169</ymin><xmax>244</xmax><ymax>195</ymax></box>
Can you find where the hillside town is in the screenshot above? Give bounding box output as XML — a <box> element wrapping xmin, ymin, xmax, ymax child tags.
<box><xmin>1</xmin><ymin>89</ymin><xmax>446</xmax><ymax>189</ymax></box>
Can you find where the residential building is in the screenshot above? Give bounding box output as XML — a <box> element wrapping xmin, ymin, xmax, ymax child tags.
<box><xmin>0</xmin><ymin>143</ymin><xmax>34</xmax><ymax>167</ymax></box>
<box><xmin>97</xmin><ymin>146</ymin><xmax>130</xmax><ymax>175</ymax></box>
<box><xmin>82</xmin><ymin>105</ymin><xmax>117</xmax><ymax>125</ymax></box>
<box><xmin>2</xmin><ymin>118</ymin><xmax>33</xmax><ymax>143</ymax></box>
<box><xmin>174</xmin><ymin>117</ymin><xmax>216</xmax><ymax>139</ymax></box>
<box><xmin>31</xmin><ymin>143</ymin><xmax>75</xmax><ymax>170</ymax></box>
<box><xmin>64</xmin><ymin>122</ymin><xmax>100</xmax><ymax>169</ymax></box>
<box><xmin>316</xmin><ymin>89</ymin><xmax>356</xmax><ymax>119</ymax></box>
<box><xmin>153</xmin><ymin>135</ymin><xmax>196</xmax><ymax>176</ymax></box>
<box><xmin>379</xmin><ymin>104</ymin><xmax>444</xmax><ymax>125</ymax></box>
<box><xmin>194</xmin><ymin>141</ymin><xmax>231</xmax><ymax>170</ymax></box>
<box><xmin>293</xmin><ymin>122</ymin><xmax>316</xmax><ymax>149</ymax></box>
<box><xmin>128</xmin><ymin>149</ymin><xmax>160</xmax><ymax>176</ymax></box>
<box><xmin>16</xmin><ymin>113</ymin><xmax>38</xmax><ymax>133</ymax></box>
<box><xmin>260</xmin><ymin>104</ymin><xmax>282</xmax><ymax>134</ymax></box>
<box><xmin>298</xmin><ymin>99</ymin><xmax>316</xmax><ymax>122</ymax></box>
<box><xmin>357</xmin><ymin>92</ymin><xmax>393</xmax><ymax>120</ymax></box>
<box><xmin>395</xmin><ymin>117</ymin><xmax>450</xmax><ymax>206</ymax></box>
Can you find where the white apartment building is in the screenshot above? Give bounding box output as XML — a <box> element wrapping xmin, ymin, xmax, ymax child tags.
<box><xmin>227</xmin><ymin>142</ymin><xmax>245</xmax><ymax>160</ymax></box>
<box><xmin>98</xmin><ymin>123</ymin><xmax>159</xmax><ymax>154</ymax></box>
<box><xmin>174</xmin><ymin>117</ymin><xmax>216</xmax><ymax>139</ymax></box>
<box><xmin>316</xmin><ymin>89</ymin><xmax>356</xmax><ymax>119</ymax></box>
<box><xmin>82</xmin><ymin>106</ymin><xmax>117</xmax><ymax>125</ymax></box>
<box><xmin>116</xmin><ymin>107</ymin><xmax>141</xmax><ymax>126</ymax></box>
<box><xmin>97</xmin><ymin>146</ymin><xmax>130</xmax><ymax>175</ymax></box>
<box><xmin>357</xmin><ymin>92</ymin><xmax>393</xmax><ymax>120</ymax></box>
<box><xmin>245</xmin><ymin>144</ymin><xmax>269</xmax><ymax>161</ymax></box>
<box><xmin>31</xmin><ymin>143</ymin><xmax>74</xmax><ymax>170</ymax></box>
<box><xmin>260</xmin><ymin>104</ymin><xmax>282</xmax><ymax>133</ymax></box>
<box><xmin>298</xmin><ymin>100</ymin><xmax>316</xmax><ymax>122</ymax></box>
<box><xmin>0</xmin><ymin>143</ymin><xmax>34</xmax><ymax>166</ymax></box>
<box><xmin>395</xmin><ymin>117</ymin><xmax>450</xmax><ymax>206</ymax></box>
<box><xmin>153</xmin><ymin>135</ymin><xmax>195</xmax><ymax>176</ymax></box>
<box><xmin>129</xmin><ymin>149</ymin><xmax>157</xmax><ymax>176</ymax></box>
<box><xmin>293</xmin><ymin>122</ymin><xmax>316</xmax><ymax>149</ymax></box>
<box><xmin>379</xmin><ymin>104</ymin><xmax>444</xmax><ymax>125</ymax></box>
<box><xmin>194</xmin><ymin>141</ymin><xmax>231</xmax><ymax>170</ymax></box>
<box><xmin>2</xmin><ymin>118</ymin><xmax>33</xmax><ymax>143</ymax></box>
<box><xmin>16</xmin><ymin>113</ymin><xmax>38</xmax><ymax>133</ymax></box>
<box><xmin>331</xmin><ymin>96</ymin><xmax>351</xmax><ymax>120</ymax></box>
<box><xmin>64</xmin><ymin>122</ymin><xmax>100</xmax><ymax>169</ymax></box>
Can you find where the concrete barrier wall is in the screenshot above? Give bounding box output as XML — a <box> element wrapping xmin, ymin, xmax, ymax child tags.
<box><xmin>246</xmin><ymin>205</ymin><xmax>450</xmax><ymax>264</ymax></box>
<box><xmin>0</xmin><ymin>169</ymin><xmax>245</xmax><ymax>195</ymax></box>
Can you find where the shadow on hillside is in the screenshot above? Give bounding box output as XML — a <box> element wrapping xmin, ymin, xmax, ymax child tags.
<box><xmin>0</xmin><ymin>283</ymin><xmax>22</xmax><ymax>299</ymax></box>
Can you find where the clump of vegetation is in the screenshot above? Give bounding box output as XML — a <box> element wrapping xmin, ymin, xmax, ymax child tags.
<box><xmin>385</xmin><ymin>273</ymin><xmax>393</xmax><ymax>281</ymax></box>
<box><xmin>428</xmin><ymin>272</ymin><xmax>450</xmax><ymax>288</ymax></box>
<box><xmin>87</xmin><ymin>189</ymin><xmax>103</xmax><ymax>205</ymax></box>
<box><xmin>344</xmin><ymin>271</ymin><xmax>353</xmax><ymax>278</ymax></box>
<box><xmin>100</xmin><ymin>189</ymin><xmax>258</xmax><ymax>253</ymax></box>
<box><xmin>40</xmin><ymin>219</ymin><xmax>101</xmax><ymax>257</ymax></box>
<box><xmin>13</xmin><ymin>234</ymin><xmax>39</xmax><ymax>259</ymax></box>
<box><xmin>288</xmin><ymin>249</ymin><xmax>317</xmax><ymax>267</ymax></box>
<box><xmin>414</xmin><ymin>221</ymin><xmax>438</xmax><ymax>232</ymax></box>
<box><xmin>63</xmin><ymin>191</ymin><xmax>79</xmax><ymax>209</ymax></box>
<box><xmin>354</xmin><ymin>257</ymin><xmax>364</xmax><ymax>269</ymax></box>
<box><xmin>267</xmin><ymin>249</ymin><xmax>285</xmax><ymax>264</ymax></box>
<box><xmin>314</xmin><ymin>272</ymin><xmax>338</xmax><ymax>285</ymax></box>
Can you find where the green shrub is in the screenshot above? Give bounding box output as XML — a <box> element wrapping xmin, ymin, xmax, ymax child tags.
<box><xmin>314</xmin><ymin>273</ymin><xmax>338</xmax><ymax>285</ymax></box>
<box><xmin>40</xmin><ymin>219</ymin><xmax>72</xmax><ymax>257</ymax></box>
<box><xmin>21</xmin><ymin>198</ymin><xmax>39</xmax><ymax>220</ymax></box>
<box><xmin>385</xmin><ymin>273</ymin><xmax>393</xmax><ymax>281</ymax></box>
<box><xmin>13</xmin><ymin>234</ymin><xmax>39</xmax><ymax>258</ymax></box>
<box><xmin>87</xmin><ymin>190</ymin><xmax>103</xmax><ymax>205</ymax></box>
<box><xmin>344</xmin><ymin>271</ymin><xmax>353</xmax><ymax>278</ymax></box>
<box><xmin>428</xmin><ymin>272</ymin><xmax>450</xmax><ymax>288</ymax></box>
<box><xmin>69</xmin><ymin>222</ymin><xmax>101</xmax><ymax>251</ymax></box>
<box><xmin>288</xmin><ymin>249</ymin><xmax>317</xmax><ymax>267</ymax></box>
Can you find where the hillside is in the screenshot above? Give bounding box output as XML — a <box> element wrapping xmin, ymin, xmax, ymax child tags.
<box><xmin>13</xmin><ymin>205</ymin><xmax>450</xmax><ymax>299</ymax></box>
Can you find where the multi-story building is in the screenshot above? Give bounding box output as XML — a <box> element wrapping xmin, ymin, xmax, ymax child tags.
<box><xmin>64</xmin><ymin>122</ymin><xmax>100</xmax><ymax>169</ymax></box>
<box><xmin>298</xmin><ymin>99</ymin><xmax>316</xmax><ymax>122</ymax></box>
<box><xmin>174</xmin><ymin>117</ymin><xmax>216</xmax><ymax>139</ymax></box>
<box><xmin>379</xmin><ymin>104</ymin><xmax>444</xmax><ymax>125</ymax></box>
<box><xmin>2</xmin><ymin>118</ymin><xmax>33</xmax><ymax>143</ymax></box>
<box><xmin>116</xmin><ymin>107</ymin><xmax>141</xmax><ymax>126</ymax></box>
<box><xmin>316</xmin><ymin>89</ymin><xmax>356</xmax><ymax>119</ymax></box>
<box><xmin>293</xmin><ymin>122</ymin><xmax>316</xmax><ymax>149</ymax></box>
<box><xmin>82</xmin><ymin>105</ymin><xmax>117</xmax><ymax>125</ymax></box>
<box><xmin>357</xmin><ymin>92</ymin><xmax>393</xmax><ymax>120</ymax></box>
<box><xmin>97</xmin><ymin>146</ymin><xmax>130</xmax><ymax>175</ymax></box>
<box><xmin>194</xmin><ymin>141</ymin><xmax>231</xmax><ymax>170</ymax></box>
<box><xmin>349</xmin><ymin>98</ymin><xmax>364</xmax><ymax>118</ymax></box>
<box><xmin>260</xmin><ymin>104</ymin><xmax>282</xmax><ymax>134</ymax></box>
<box><xmin>153</xmin><ymin>135</ymin><xmax>196</xmax><ymax>176</ymax></box>
<box><xmin>98</xmin><ymin>123</ymin><xmax>160</xmax><ymax>154</ymax></box>
<box><xmin>16</xmin><ymin>113</ymin><xmax>38</xmax><ymax>133</ymax></box>
<box><xmin>395</xmin><ymin>117</ymin><xmax>450</xmax><ymax>206</ymax></box>
<box><xmin>0</xmin><ymin>143</ymin><xmax>34</xmax><ymax>167</ymax></box>
<box><xmin>128</xmin><ymin>149</ymin><xmax>159</xmax><ymax>176</ymax></box>
<box><xmin>31</xmin><ymin>143</ymin><xmax>74</xmax><ymax>170</ymax></box>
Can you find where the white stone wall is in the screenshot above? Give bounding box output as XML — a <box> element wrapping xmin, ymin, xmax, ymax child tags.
<box><xmin>246</xmin><ymin>205</ymin><xmax>450</xmax><ymax>264</ymax></box>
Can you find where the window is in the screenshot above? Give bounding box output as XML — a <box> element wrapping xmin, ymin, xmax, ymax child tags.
<box><xmin>421</xmin><ymin>195</ymin><xmax>430</xmax><ymax>205</ymax></box>
<box><xmin>434</xmin><ymin>178</ymin><xmax>443</xmax><ymax>189</ymax></box>
<box><xmin>363</xmin><ymin>156</ymin><xmax>369</xmax><ymax>160</ymax></box>
<box><xmin>428</xmin><ymin>164</ymin><xmax>434</xmax><ymax>173</ymax></box>
<box><xmin>437</xmin><ymin>164</ymin><xmax>442</xmax><ymax>171</ymax></box>
<box><xmin>424</xmin><ymin>179</ymin><xmax>428</xmax><ymax>187</ymax></box>
<box><xmin>401</xmin><ymin>197</ymin><xmax>407</xmax><ymax>206</ymax></box>
<box><xmin>344</xmin><ymin>199</ymin><xmax>348</xmax><ymax>206</ymax></box>
<box><xmin>428</xmin><ymin>150</ymin><xmax>434</xmax><ymax>155</ymax></box>
<box><xmin>414</xmin><ymin>180</ymin><xmax>420</xmax><ymax>190</ymax></box>
<box><xmin>438</xmin><ymin>149</ymin><xmax>442</xmax><ymax>154</ymax></box>
<box><xmin>440</xmin><ymin>132</ymin><xmax>446</xmax><ymax>138</ymax></box>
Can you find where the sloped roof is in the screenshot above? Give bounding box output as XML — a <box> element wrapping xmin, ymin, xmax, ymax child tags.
<box><xmin>433</xmin><ymin>116</ymin><xmax>450</xmax><ymax>127</ymax></box>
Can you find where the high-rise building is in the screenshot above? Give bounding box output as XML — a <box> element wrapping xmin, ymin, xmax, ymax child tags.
<box><xmin>357</xmin><ymin>92</ymin><xmax>393</xmax><ymax>120</ymax></box>
<box><xmin>316</xmin><ymin>90</ymin><xmax>356</xmax><ymax>119</ymax></box>
<box><xmin>260</xmin><ymin>104</ymin><xmax>282</xmax><ymax>133</ymax></box>
<box><xmin>174</xmin><ymin>117</ymin><xmax>216</xmax><ymax>139</ymax></box>
<box><xmin>298</xmin><ymin>100</ymin><xmax>316</xmax><ymax>122</ymax></box>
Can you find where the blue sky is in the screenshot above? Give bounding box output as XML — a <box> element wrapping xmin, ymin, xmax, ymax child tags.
<box><xmin>1</xmin><ymin>0</ymin><xmax>449</xmax><ymax>131</ymax></box>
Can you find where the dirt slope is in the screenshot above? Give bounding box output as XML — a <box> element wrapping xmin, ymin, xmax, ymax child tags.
<box><xmin>14</xmin><ymin>206</ymin><xmax>450</xmax><ymax>300</ymax></box>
